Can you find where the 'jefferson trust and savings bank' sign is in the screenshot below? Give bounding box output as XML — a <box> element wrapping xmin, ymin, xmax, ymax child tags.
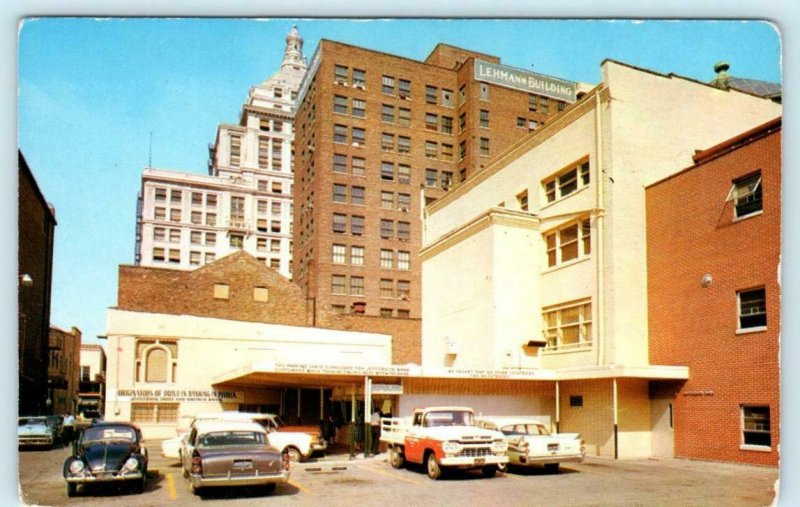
<box><xmin>475</xmin><ymin>59</ymin><xmax>577</xmax><ymax>103</ymax></box>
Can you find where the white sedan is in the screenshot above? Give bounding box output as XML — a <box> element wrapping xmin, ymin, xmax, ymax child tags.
<box><xmin>476</xmin><ymin>417</ymin><xmax>585</xmax><ymax>473</ymax></box>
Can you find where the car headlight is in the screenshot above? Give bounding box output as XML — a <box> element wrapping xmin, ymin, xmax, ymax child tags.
<box><xmin>492</xmin><ymin>440</ymin><xmax>508</xmax><ymax>453</ymax></box>
<box><xmin>120</xmin><ymin>457</ymin><xmax>140</xmax><ymax>473</ymax></box>
<box><xmin>68</xmin><ymin>460</ymin><xmax>85</xmax><ymax>474</ymax></box>
<box><xmin>442</xmin><ymin>441</ymin><xmax>463</xmax><ymax>455</ymax></box>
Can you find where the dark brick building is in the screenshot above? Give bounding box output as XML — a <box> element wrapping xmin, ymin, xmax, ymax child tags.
<box><xmin>18</xmin><ymin>151</ymin><xmax>57</xmax><ymax>415</ymax></box>
<box><xmin>646</xmin><ymin>117</ymin><xmax>781</xmax><ymax>466</ymax></box>
<box><xmin>292</xmin><ymin>40</ymin><xmax>582</xmax><ymax>320</ymax></box>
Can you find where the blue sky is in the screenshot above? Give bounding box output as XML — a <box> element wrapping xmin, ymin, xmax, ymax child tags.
<box><xmin>17</xmin><ymin>18</ymin><xmax>782</xmax><ymax>349</ymax></box>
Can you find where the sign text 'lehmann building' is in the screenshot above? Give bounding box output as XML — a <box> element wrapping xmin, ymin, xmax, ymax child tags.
<box><xmin>474</xmin><ymin>59</ymin><xmax>577</xmax><ymax>103</ymax></box>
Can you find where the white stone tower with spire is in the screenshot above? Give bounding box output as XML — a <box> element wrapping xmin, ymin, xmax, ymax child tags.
<box><xmin>136</xmin><ymin>26</ymin><xmax>307</xmax><ymax>279</ymax></box>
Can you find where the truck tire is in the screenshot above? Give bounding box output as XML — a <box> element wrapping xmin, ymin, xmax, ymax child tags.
<box><xmin>482</xmin><ymin>465</ymin><xmax>497</xmax><ymax>478</ymax></box>
<box><xmin>426</xmin><ymin>453</ymin><xmax>442</xmax><ymax>480</ymax></box>
<box><xmin>390</xmin><ymin>447</ymin><xmax>404</xmax><ymax>469</ymax></box>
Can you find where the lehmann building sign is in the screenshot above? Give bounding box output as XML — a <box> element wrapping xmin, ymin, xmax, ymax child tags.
<box><xmin>475</xmin><ymin>59</ymin><xmax>577</xmax><ymax>103</ymax></box>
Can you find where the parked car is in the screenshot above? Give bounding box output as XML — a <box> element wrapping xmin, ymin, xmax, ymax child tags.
<box><xmin>181</xmin><ymin>420</ymin><xmax>290</xmax><ymax>496</ymax></box>
<box><xmin>163</xmin><ymin>411</ymin><xmax>325</xmax><ymax>463</ymax></box>
<box><xmin>46</xmin><ymin>415</ymin><xmax>65</xmax><ymax>445</ymax></box>
<box><xmin>476</xmin><ymin>417</ymin><xmax>585</xmax><ymax>472</ymax></box>
<box><xmin>62</xmin><ymin>422</ymin><xmax>148</xmax><ymax>497</ymax></box>
<box><xmin>18</xmin><ymin>417</ymin><xmax>55</xmax><ymax>449</ymax></box>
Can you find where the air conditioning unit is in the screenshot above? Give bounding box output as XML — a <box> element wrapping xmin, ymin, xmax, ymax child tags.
<box><xmin>352</xmin><ymin>142</ymin><xmax>362</xmax><ymax>147</ymax></box>
<box><xmin>399</xmin><ymin>93</ymin><xmax>409</xmax><ymax>100</ymax></box>
<box><xmin>399</xmin><ymin>206</ymin><xmax>409</xmax><ymax>213</ymax></box>
<box><xmin>354</xmin><ymin>84</ymin><xmax>365</xmax><ymax>90</ymax></box>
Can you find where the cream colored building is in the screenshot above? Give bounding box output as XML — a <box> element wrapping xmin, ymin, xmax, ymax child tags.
<box><xmin>420</xmin><ymin>60</ymin><xmax>781</xmax><ymax>459</ymax></box>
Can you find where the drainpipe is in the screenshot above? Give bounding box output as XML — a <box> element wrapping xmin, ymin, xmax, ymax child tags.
<box><xmin>364</xmin><ymin>377</ymin><xmax>372</xmax><ymax>457</ymax></box>
<box><xmin>555</xmin><ymin>381</ymin><xmax>560</xmax><ymax>433</ymax></box>
<box><xmin>613</xmin><ymin>378</ymin><xmax>619</xmax><ymax>459</ymax></box>
<box><xmin>595</xmin><ymin>91</ymin><xmax>606</xmax><ymax>367</ymax></box>
<box><xmin>349</xmin><ymin>388</ymin><xmax>356</xmax><ymax>459</ymax></box>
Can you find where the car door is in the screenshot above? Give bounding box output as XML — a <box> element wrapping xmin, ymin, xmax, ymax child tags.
<box><xmin>181</xmin><ymin>429</ymin><xmax>197</xmax><ymax>473</ymax></box>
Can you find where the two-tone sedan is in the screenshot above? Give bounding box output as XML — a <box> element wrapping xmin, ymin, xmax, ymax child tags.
<box><xmin>477</xmin><ymin>417</ymin><xmax>585</xmax><ymax>473</ymax></box>
<box><xmin>181</xmin><ymin>420</ymin><xmax>290</xmax><ymax>496</ymax></box>
<box><xmin>62</xmin><ymin>422</ymin><xmax>148</xmax><ymax>497</ymax></box>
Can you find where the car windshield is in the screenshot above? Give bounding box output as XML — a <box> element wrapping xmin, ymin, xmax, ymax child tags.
<box><xmin>82</xmin><ymin>426</ymin><xmax>136</xmax><ymax>444</ymax></box>
<box><xmin>500</xmin><ymin>423</ymin><xmax>550</xmax><ymax>436</ymax></box>
<box><xmin>19</xmin><ymin>418</ymin><xmax>47</xmax><ymax>427</ymax></box>
<box><xmin>424</xmin><ymin>411</ymin><xmax>474</xmax><ymax>427</ymax></box>
<box><xmin>197</xmin><ymin>430</ymin><xmax>266</xmax><ymax>448</ymax></box>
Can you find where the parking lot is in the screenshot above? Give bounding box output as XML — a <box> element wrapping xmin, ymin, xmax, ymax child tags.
<box><xmin>18</xmin><ymin>443</ymin><xmax>779</xmax><ymax>506</ymax></box>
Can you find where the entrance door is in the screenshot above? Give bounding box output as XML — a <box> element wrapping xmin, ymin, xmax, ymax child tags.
<box><xmin>650</xmin><ymin>396</ymin><xmax>674</xmax><ymax>458</ymax></box>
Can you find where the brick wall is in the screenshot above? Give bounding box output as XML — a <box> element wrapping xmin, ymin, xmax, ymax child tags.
<box><xmin>646</xmin><ymin>119</ymin><xmax>781</xmax><ymax>466</ymax></box>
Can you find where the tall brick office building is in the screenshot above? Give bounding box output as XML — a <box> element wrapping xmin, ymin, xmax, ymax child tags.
<box><xmin>292</xmin><ymin>40</ymin><xmax>587</xmax><ymax>319</ymax></box>
<box><xmin>647</xmin><ymin>117</ymin><xmax>781</xmax><ymax>466</ymax></box>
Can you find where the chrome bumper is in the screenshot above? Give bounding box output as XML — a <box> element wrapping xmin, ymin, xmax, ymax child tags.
<box><xmin>65</xmin><ymin>471</ymin><xmax>144</xmax><ymax>483</ymax></box>
<box><xmin>191</xmin><ymin>470</ymin><xmax>290</xmax><ymax>489</ymax></box>
<box><xmin>439</xmin><ymin>454</ymin><xmax>508</xmax><ymax>467</ymax></box>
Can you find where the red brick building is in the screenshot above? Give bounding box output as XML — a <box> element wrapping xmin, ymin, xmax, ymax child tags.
<box><xmin>292</xmin><ymin>40</ymin><xmax>583</xmax><ymax>319</ymax></box>
<box><xmin>646</xmin><ymin>117</ymin><xmax>781</xmax><ymax>466</ymax></box>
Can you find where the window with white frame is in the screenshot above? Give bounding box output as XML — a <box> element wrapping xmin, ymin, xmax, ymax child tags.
<box><xmin>350</xmin><ymin>276</ymin><xmax>365</xmax><ymax>296</ymax></box>
<box><xmin>331</xmin><ymin>275</ymin><xmax>346</xmax><ymax>295</ymax></box>
<box><xmin>397</xmin><ymin>251</ymin><xmax>410</xmax><ymax>270</ymax></box>
<box><xmin>351</xmin><ymin>246</ymin><xmax>364</xmax><ymax>266</ymax></box>
<box><xmin>545</xmin><ymin>218</ymin><xmax>591</xmax><ymax>267</ymax></box>
<box><xmin>380</xmin><ymin>249</ymin><xmax>394</xmax><ymax>268</ymax></box>
<box><xmin>741</xmin><ymin>405</ymin><xmax>771</xmax><ymax>448</ymax></box>
<box><xmin>352</xmin><ymin>99</ymin><xmax>366</xmax><ymax>118</ymax></box>
<box><xmin>135</xmin><ymin>338</ymin><xmax>178</xmax><ymax>383</ymax></box>
<box><xmin>727</xmin><ymin>172</ymin><xmax>762</xmax><ymax>219</ymax></box>
<box><xmin>131</xmin><ymin>403</ymin><xmax>178</xmax><ymax>424</ymax></box>
<box><xmin>543</xmin><ymin>300</ymin><xmax>592</xmax><ymax>350</ymax></box>
<box><xmin>738</xmin><ymin>287</ymin><xmax>767</xmax><ymax>331</ymax></box>
<box><xmin>543</xmin><ymin>159</ymin><xmax>591</xmax><ymax>203</ymax></box>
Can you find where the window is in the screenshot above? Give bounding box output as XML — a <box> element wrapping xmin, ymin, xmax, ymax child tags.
<box><xmin>398</xmin><ymin>108</ymin><xmax>411</xmax><ymax>126</ymax></box>
<box><xmin>206</xmin><ymin>194</ymin><xmax>217</xmax><ymax>208</ymax></box>
<box><xmin>425</xmin><ymin>85</ymin><xmax>437</xmax><ymax>104</ymax></box>
<box><xmin>353</xmin><ymin>69</ymin><xmax>366</xmax><ymax>88</ymax></box>
<box><xmin>441</xmin><ymin>172</ymin><xmax>453</xmax><ymax>189</ymax></box>
<box><xmin>352</xmin><ymin>157</ymin><xmax>365</xmax><ymax>176</ymax></box>
<box><xmin>380</xmin><ymin>219</ymin><xmax>394</xmax><ymax>239</ymax></box>
<box><xmin>350</xmin><ymin>276</ymin><xmax>365</xmax><ymax>296</ymax></box>
<box><xmin>480</xmin><ymin>83</ymin><xmax>489</xmax><ymax>101</ymax></box>
<box><xmin>153</xmin><ymin>247</ymin><xmax>165</xmax><ymax>262</ymax></box>
<box><xmin>425</xmin><ymin>113</ymin><xmax>438</xmax><ymax>131</ymax></box>
<box><xmin>398</xmin><ymin>193</ymin><xmax>411</xmax><ymax>210</ymax></box>
<box><xmin>380</xmin><ymin>279</ymin><xmax>394</xmax><ymax>298</ymax></box>
<box><xmin>352</xmin><ymin>99</ymin><xmax>366</xmax><ymax>118</ymax></box>
<box><xmin>382</xmin><ymin>104</ymin><xmax>395</xmax><ymax>123</ymax></box>
<box><xmin>543</xmin><ymin>300</ymin><xmax>593</xmax><ymax>350</ymax></box>
<box><xmin>273</xmin><ymin>87</ymin><xmax>282</xmax><ymax>98</ymax></box>
<box><xmin>333</xmin><ymin>183</ymin><xmax>347</xmax><ymax>203</ymax></box>
<box><xmin>398</xmin><ymin>165</ymin><xmax>411</xmax><ymax>184</ymax></box>
<box><xmin>426</xmin><ymin>169</ymin><xmax>438</xmax><ymax>187</ymax></box>
<box><xmin>738</xmin><ymin>288</ymin><xmax>767</xmax><ymax>330</ymax></box>
<box><xmin>545</xmin><ymin>218</ymin><xmax>591</xmax><ymax>267</ymax></box>
<box><xmin>254</xmin><ymin>287</ymin><xmax>270</xmax><ymax>302</ymax></box>
<box><xmin>331</xmin><ymin>275</ymin><xmax>346</xmax><ymax>295</ymax></box>
<box><xmin>727</xmin><ymin>172</ymin><xmax>762</xmax><ymax>218</ymax></box>
<box><xmin>352</xmin><ymin>127</ymin><xmax>365</xmax><ymax>145</ymax></box>
<box><xmin>205</xmin><ymin>252</ymin><xmax>215</xmax><ymax>264</ymax></box>
<box><xmin>381</xmin><ymin>249</ymin><xmax>394</xmax><ymax>268</ymax></box>
<box><xmin>742</xmin><ymin>406</ymin><xmax>771</xmax><ymax>448</ymax></box>
<box><xmin>190</xmin><ymin>251</ymin><xmax>201</xmax><ymax>265</ymax></box>
<box><xmin>528</xmin><ymin>94</ymin><xmax>538</xmax><ymax>112</ymax></box>
<box><xmin>351</xmin><ymin>246</ymin><xmax>364</xmax><ymax>266</ymax></box>
<box><xmin>398</xmin><ymin>136</ymin><xmax>411</xmax><ymax>154</ymax></box>
<box><xmin>191</xmin><ymin>231</ymin><xmax>202</xmax><ymax>244</ymax></box>
<box><xmin>569</xmin><ymin>396</ymin><xmax>583</xmax><ymax>408</ymax></box>
<box><xmin>397</xmin><ymin>309</ymin><xmax>410</xmax><ymax>319</ymax></box>
<box><xmin>333</xmin><ymin>124</ymin><xmax>348</xmax><ymax>144</ymax></box>
<box><xmin>381</xmin><ymin>162</ymin><xmax>395</xmax><ymax>181</ymax></box>
<box><xmin>230</xmin><ymin>234</ymin><xmax>244</xmax><ymax>249</ymax></box>
<box><xmin>544</xmin><ymin>159</ymin><xmax>591</xmax><ymax>203</ymax></box>
<box><xmin>479</xmin><ymin>109</ymin><xmax>490</xmax><ymax>128</ymax></box>
<box><xmin>479</xmin><ymin>137</ymin><xmax>490</xmax><ymax>157</ymax></box>
<box><xmin>397</xmin><ymin>251</ymin><xmax>410</xmax><ymax>270</ymax></box>
<box><xmin>333</xmin><ymin>95</ymin><xmax>348</xmax><ymax>114</ymax></box>
<box><xmin>558</xmin><ymin>101</ymin><xmax>566</xmax><ymax>112</ymax></box>
<box><xmin>257</xmin><ymin>218</ymin><xmax>268</xmax><ymax>232</ymax></box>
<box><xmin>271</xmin><ymin>202</ymin><xmax>282</xmax><ymax>216</ymax></box>
<box><xmin>259</xmin><ymin>118</ymin><xmax>271</xmax><ymax>132</ymax></box>
<box><xmin>230</xmin><ymin>196</ymin><xmax>245</xmax><ymax>222</ymax></box>
<box><xmin>257</xmin><ymin>237</ymin><xmax>268</xmax><ymax>251</ymax></box>
<box><xmin>351</xmin><ymin>186</ymin><xmax>365</xmax><ymax>206</ymax></box>
<box><xmin>540</xmin><ymin>97</ymin><xmax>550</xmax><ymax>114</ymax></box>
<box><xmin>460</xmin><ymin>141</ymin><xmax>467</xmax><ymax>160</ymax></box>
<box><xmin>229</xmin><ymin>134</ymin><xmax>241</xmax><ymax>166</ymax></box>
<box><xmin>441</xmin><ymin>116</ymin><xmax>453</xmax><ymax>134</ymax></box>
<box><xmin>131</xmin><ymin>403</ymin><xmax>179</xmax><ymax>423</ymax></box>
<box><xmin>206</xmin><ymin>232</ymin><xmax>216</xmax><ymax>246</ymax></box>
<box><xmin>333</xmin><ymin>153</ymin><xmax>347</xmax><ymax>173</ymax></box>
<box><xmin>381</xmin><ymin>191</ymin><xmax>395</xmax><ymax>209</ymax></box>
<box><xmin>270</xmin><ymin>220</ymin><xmax>281</xmax><ymax>233</ymax></box>
<box><xmin>399</xmin><ymin>79</ymin><xmax>411</xmax><ymax>98</ymax></box>
<box><xmin>517</xmin><ymin>190</ymin><xmax>529</xmax><ymax>211</ymax></box>
<box><xmin>460</xmin><ymin>168</ymin><xmax>467</xmax><ymax>182</ymax></box>
<box><xmin>170</xmin><ymin>208</ymin><xmax>181</xmax><ymax>222</ymax></box>
<box><xmin>382</xmin><ymin>75</ymin><xmax>396</xmax><ymax>95</ymax></box>
<box><xmin>169</xmin><ymin>229</ymin><xmax>181</xmax><ymax>242</ymax></box>
<box><xmin>397</xmin><ymin>280</ymin><xmax>410</xmax><ymax>299</ymax></box>
<box><xmin>425</xmin><ymin>141</ymin><xmax>438</xmax><ymax>158</ymax></box>
<box><xmin>458</xmin><ymin>85</ymin><xmax>466</xmax><ymax>105</ymax></box>
<box><xmin>270</xmin><ymin>239</ymin><xmax>280</xmax><ymax>253</ymax></box>
<box><xmin>380</xmin><ymin>308</ymin><xmax>394</xmax><ymax>318</ymax></box>
<box><xmin>442</xmin><ymin>88</ymin><xmax>453</xmax><ymax>107</ymax></box>
<box><xmin>153</xmin><ymin>227</ymin><xmax>166</xmax><ymax>241</ymax></box>
<box><xmin>517</xmin><ymin>117</ymin><xmax>526</xmax><ymax>128</ymax></box>
<box><xmin>381</xmin><ymin>133</ymin><xmax>395</xmax><ymax>151</ymax></box>
<box><xmin>332</xmin><ymin>213</ymin><xmax>347</xmax><ymax>233</ymax></box>
<box><xmin>334</xmin><ymin>64</ymin><xmax>349</xmax><ymax>84</ymax></box>
<box><xmin>459</xmin><ymin>112</ymin><xmax>467</xmax><ymax>132</ymax></box>
<box><xmin>155</xmin><ymin>187</ymin><xmax>167</xmax><ymax>202</ymax></box>
<box><xmin>273</xmin><ymin>121</ymin><xmax>283</xmax><ymax>132</ymax></box>
<box><xmin>397</xmin><ymin>221</ymin><xmax>410</xmax><ymax>241</ymax></box>
<box><xmin>351</xmin><ymin>215</ymin><xmax>364</xmax><ymax>235</ymax></box>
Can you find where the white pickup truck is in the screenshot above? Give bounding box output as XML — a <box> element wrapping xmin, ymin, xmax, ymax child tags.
<box><xmin>380</xmin><ymin>406</ymin><xmax>508</xmax><ymax>479</ymax></box>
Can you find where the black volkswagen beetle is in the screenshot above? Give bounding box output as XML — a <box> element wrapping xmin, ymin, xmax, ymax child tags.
<box><xmin>62</xmin><ymin>422</ymin><xmax>148</xmax><ymax>497</ymax></box>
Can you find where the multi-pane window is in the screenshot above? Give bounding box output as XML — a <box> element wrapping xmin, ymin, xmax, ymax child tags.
<box><xmin>271</xmin><ymin>202</ymin><xmax>282</xmax><ymax>216</ymax></box>
<box><xmin>738</xmin><ymin>287</ymin><xmax>767</xmax><ymax>330</ymax></box>
<box><xmin>353</xmin><ymin>69</ymin><xmax>366</xmax><ymax>88</ymax></box>
<box><xmin>332</xmin><ymin>244</ymin><xmax>347</xmax><ymax>264</ymax></box>
<box><xmin>257</xmin><ymin>237</ymin><xmax>268</xmax><ymax>251</ymax></box>
<box><xmin>458</xmin><ymin>85</ymin><xmax>466</xmax><ymax>105</ymax></box>
<box><xmin>459</xmin><ymin>112</ymin><xmax>467</xmax><ymax>132</ymax></box>
<box><xmin>352</xmin><ymin>99</ymin><xmax>366</xmax><ymax>118</ymax></box>
<box><xmin>350</xmin><ymin>276</ymin><xmax>365</xmax><ymax>296</ymax></box>
<box><xmin>480</xmin><ymin>83</ymin><xmax>489</xmax><ymax>101</ymax></box>
<box><xmin>333</xmin><ymin>183</ymin><xmax>347</xmax><ymax>203</ymax></box>
<box><xmin>397</xmin><ymin>309</ymin><xmax>410</xmax><ymax>319</ymax></box>
<box><xmin>397</xmin><ymin>221</ymin><xmax>410</xmax><ymax>241</ymax></box>
<box><xmin>381</xmin><ymin>133</ymin><xmax>395</xmax><ymax>151</ymax></box>
<box><xmin>540</xmin><ymin>97</ymin><xmax>550</xmax><ymax>114</ymax></box>
<box><xmin>479</xmin><ymin>109</ymin><xmax>490</xmax><ymax>128</ymax></box>
<box><xmin>351</xmin><ymin>215</ymin><xmax>364</xmax><ymax>235</ymax></box>
<box><xmin>153</xmin><ymin>227</ymin><xmax>166</xmax><ymax>241</ymax></box>
<box><xmin>397</xmin><ymin>280</ymin><xmax>410</xmax><ymax>298</ymax></box>
<box><xmin>398</xmin><ymin>108</ymin><xmax>411</xmax><ymax>127</ymax></box>
<box><xmin>558</xmin><ymin>101</ymin><xmax>566</xmax><ymax>112</ymax></box>
<box><xmin>517</xmin><ymin>190</ymin><xmax>529</xmax><ymax>211</ymax></box>
<box><xmin>230</xmin><ymin>234</ymin><xmax>244</xmax><ymax>249</ymax></box>
<box><xmin>334</xmin><ymin>124</ymin><xmax>348</xmax><ymax>144</ymax></box>
<box><xmin>425</xmin><ymin>141</ymin><xmax>438</xmax><ymax>158</ymax></box>
<box><xmin>332</xmin><ymin>213</ymin><xmax>347</xmax><ymax>233</ymax></box>
<box><xmin>206</xmin><ymin>233</ymin><xmax>216</xmax><ymax>246</ymax></box>
<box><xmin>334</xmin><ymin>95</ymin><xmax>348</xmax><ymax>114</ymax></box>
<box><xmin>352</xmin><ymin>157</ymin><xmax>365</xmax><ymax>176</ymax></box>
<box><xmin>545</xmin><ymin>218</ymin><xmax>591</xmax><ymax>267</ymax></box>
<box><xmin>425</xmin><ymin>85</ymin><xmax>437</xmax><ymax>104</ymax></box>
<box><xmin>479</xmin><ymin>137</ymin><xmax>490</xmax><ymax>157</ymax></box>
<box><xmin>441</xmin><ymin>116</ymin><xmax>453</xmax><ymax>134</ymax></box>
<box><xmin>170</xmin><ymin>208</ymin><xmax>181</xmax><ymax>222</ymax></box>
<box><xmin>381</xmin><ymin>308</ymin><xmax>394</xmax><ymax>318</ymax></box>
<box><xmin>270</xmin><ymin>239</ymin><xmax>280</xmax><ymax>253</ymax></box>
<box><xmin>442</xmin><ymin>89</ymin><xmax>453</xmax><ymax>107</ymax></box>
<box><xmin>380</xmin><ymin>279</ymin><xmax>394</xmax><ymax>298</ymax></box>
<box><xmin>398</xmin><ymin>136</ymin><xmax>411</xmax><ymax>154</ymax></box>
<box><xmin>207</xmin><ymin>194</ymin><xmax>217</xmax><ymax>208</ymax></box>
<box><xmin>517</xmin><ymin>117</ymin><xmax>526</xmax><ymax>128</ymax></box>
<box><xmin>742</xmin><ymin>406</ymin><xmax>771</xmax><ymax>447</ymax></box>
<box><xmin>334</xmin><ymin>154</ymin><xmax>347</xmax><ymax>173</ymax></box>
<box><xmin>155</xmin><ymin>187</ymin><xmax>167</xmax><ymax>202</ymax></box>
<box><xmin>528</xmin><ymin>94</ymin><xmax>538</xmax><ymax>112</ymax></box>
<box><xmin>381</xmin><ymin>162</ymin><xmax>395</xmax><ymax>181</ymax></box>
<box><xmin>380</xmin><ymin>219</ymin><xmax>394</xmax><ymax>239</ymax></box>
<box><xmin>727</xmin><ymin>172</ymin><xmax>762</xmax><ymax>218</ymax></box>
<box><xmin>398</xmin><ymin>193</ymin><xmax>411</xmax><ymax>210</ymax></box>
<box><xmin>425</xmin><ymin>113</ymin><xmax>438</xmax><ymax>131</ymax></box>
<box><xmin>230</xmin><ymin>196</ymin><xmax>245</xmax><ymax>222</ymax></box>
<box><xmin>382</xmin><ymin>104</ymin><xmax>395</xmax><ymax>123</ymax></box>
<box><xmin>169</xmin><ymin>229</ymin><xmax>181</xmax><ymax>242</ymax></box>
<box><xmin>191</xmin><ymin>231</ymin><xmax>202</xmax><ymax>244</ymax></box>
<box><xmin>190</xmin><ymin>251</ymin><xmax>201</xmax><ymax>265</ymax></box>
<box><xmin>168</xmin><ymin>249</ymin><xmax>179</xmax><ymax>263</ymax></box>
<box><xmin>399</xmin><ymin>79</ymin><xmax>411</xmax><ymax>98</ymax></box>
<box><xmin>331</xmin><ymin>275</ymin><xmax>346</xmax><ymax>295</ymax></box>
<box><xmin>206</xmin><ymin>213</ymin><xmax>216</xmax><ymax>226</ymax></box>
<box><xmin>381</xmin><ymin>249</ymin><xmax>394</xmax><ymax>268</ymax></box>
<box><xmin>441</xmin><ymin>172</ymin><xmax>453</xmax><ymax>189</ymax></box>
<box><xmin>442</xmin><ymin>143</ymin><xmax>453</xmax><ymax>161</ymax></box>
<box><xmin>258</xmin><ymin>138</ymin><xmax>270</xmax><ymax>168</ymax></box>
<box><xmin>381</xmin><ymin>191</ymin><xmax>395</xmax><ymax>209</ymax></box>
<box><xmin>351</xmin><ymin>246</ymin><xmax>364</xmax><ymax>266</ymax></box>
<box><xmin>398</xmin><ymin>165</ymin><xmax>411</xmax><ymax>184</ymax></box>
<box><xmin>229</xmin><ymin>134</ymin><xmax>241</xmax><ymax>166</ymax></box>
<box><xmin>171</xmin><ymin>189</ymin><xmax>182</xmax><ymax>204</ymax></box>
<box><xmin>544</xmin><ymin>160</ymin><xmax>591</xmax><ymax>203</ymax></box>
<box><xmin>397</xmin><ymin>251</ymin><xmax>410</xmax><ymax>270</ymax></box>
<box><xmin>131</xmin><ymin>403</ymin><xmax>179</xmax><ymax>423</ymax></box>
<box><xmin>426</xmin><ymin>169</ymin><xmax>438</xmax><ymax>187</ymax></box>
<box><xmin>334</xmin><ymin>64</ymin><xmax>349</xmax><ymax>84</ymax></box>
<box><xmin>543</xmin><ymin>300</ymin><xmax>592</xmax><ymax>350</ymax></box>
<box><xmin>382</xmin><ymin>75</ymin><xmax>396</xmax><ymax>95</ymax></box>
<box><xmin>351</xmin><ymin>186</ymin><xmax>365</xmax><ymax>206</ymax></box>
<box><xmin>352</xmin><ymin>127</ymin><xmax>365</xmax><ymax>145</ymax></box>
